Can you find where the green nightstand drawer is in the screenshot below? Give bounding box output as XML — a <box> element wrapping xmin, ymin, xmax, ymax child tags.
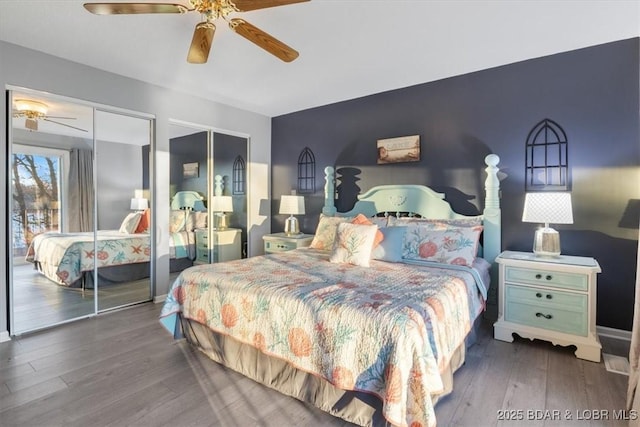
<box><xmin>505</xmin><ymin>286</ymin><xmax>588</xmax><ymax>337</ymax></box>
<box><xmin>504</xmin><ymin>266</ymin><xmax>588</xmax><ymax>292</ymax></box>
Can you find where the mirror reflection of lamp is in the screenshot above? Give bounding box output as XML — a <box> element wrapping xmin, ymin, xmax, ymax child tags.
<box><xmin>522</xmin><ymin>192</ymin><xmax>573</xmax><ymax>257</ymax></box>
<box><xmin>211</xmin><ymin>196</ymin><xmax>233</xmax><ymax>230</ymax></box>
<box><xmin>130</xmin><ymin>197</ymin><xmax>148</xmax><ymax>212</ymax></box>
<box><xmin>279</xmin><ymin>195</ymin><xmax>305</xmax><ymax>236</ymax></box>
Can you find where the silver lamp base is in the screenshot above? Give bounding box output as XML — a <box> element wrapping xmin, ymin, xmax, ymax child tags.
<box><xmin>213</xmin><ymin>212</ymin><xmax>228</xmax><ymax>230</ymax></box>
<box><xmin>284</xmin><ymin>215</ymin><xmax>300</xmax><ymax>236</ymax></box>
<box><xmin>533</xmin><ymin>227</ymin><xmax>561</xmax><ymax>257</ymax></box>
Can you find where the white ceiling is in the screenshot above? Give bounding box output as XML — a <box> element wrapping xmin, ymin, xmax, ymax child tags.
<box><xmin>1</xmin><ymin>0</ymin><xmax>639</xmax><ymax>118</ymax></box>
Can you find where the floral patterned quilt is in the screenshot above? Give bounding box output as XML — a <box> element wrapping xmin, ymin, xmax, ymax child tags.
<box><xmin>160</xmin><ymin>248</ymin><xmax>488</xmax><ymax>427</ymax></box>
<box><xmin>26</xmin><ymin>230</ymin><xmax>152</xmax><ymax>286</ymax></box>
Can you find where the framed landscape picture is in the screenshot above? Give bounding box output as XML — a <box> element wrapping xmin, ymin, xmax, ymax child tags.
<box><xmin>377</xmin><ymin>135</ymin><xmax>420</xmax><ymax>164</ymax></box>
<box><xmin>183</xmin><ymin>162</ymin><xmax>199</xmax><ymax>178</ymax></box>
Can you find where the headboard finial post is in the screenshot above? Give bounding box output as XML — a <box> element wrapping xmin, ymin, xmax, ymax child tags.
<box><xmin>214</xmin><ymin>174</ymin><xmax>223</xmax><ymax>197</ymax></box>
<box><xmin>323</xmin><ymin>166</ymin><xmax>337</xmax><ymax>215</ymax></box>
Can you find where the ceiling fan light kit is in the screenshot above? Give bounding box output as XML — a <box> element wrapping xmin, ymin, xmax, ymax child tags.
<box><xmin>12</xmin><ymin>98</ymin><xmax>88</xmax><ymax>133</ymax></box>
<box><xmin>83</xmin><ymin>0</ymin><xmax>309</xmax><ymax>64</ymax></box>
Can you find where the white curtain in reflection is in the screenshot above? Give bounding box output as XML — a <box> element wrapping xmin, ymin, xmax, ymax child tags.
<box><xmin>68</xmin><ymin>148</ymin><xmax>94</xmax><ymax>232</ymax></box>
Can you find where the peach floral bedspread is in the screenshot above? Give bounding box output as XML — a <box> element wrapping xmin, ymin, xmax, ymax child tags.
<box><xmin>160</xmin><ymin>248</ymin><xmax>487</xmax><ymax>427</ymax></box>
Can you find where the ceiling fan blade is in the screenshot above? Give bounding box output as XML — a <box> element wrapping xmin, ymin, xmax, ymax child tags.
<box><xmin>229</xmin><ymin>19</ymin><xmax>299</xmax><ymax>62</ymax></box>
<box><xmin>231</xmin><ymin>0</ymin><xmax>309</xmax><ymax>12</ymax></box>
<box><xmin>44</xmin><ymin>116</ymin><xmax>77</xmax><ymax>120</ymax></box>
<box><xmin>83</xmin><ymin>3</ymin><xmax>189</xmax><ymax>15</ymax></box>
<box><xmin>187</xmin><ymin>22</ymin><xmax>216</xmax><ymax>64</ymax></box>
<box><xmin>43</xmin><ymin>118</ymin><xmax>89</xmax><ymax>132</ymax></box>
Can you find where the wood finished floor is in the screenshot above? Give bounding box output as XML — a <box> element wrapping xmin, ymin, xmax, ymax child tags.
<box><xmin>0</xmin><ymin>302</ymin><xmax>630</xmax><ymax>427</ymax></box>
<box><xmin>12</xmin><ymin>262</ymin><xmax>153</xmax><ymax>334</ymax></box>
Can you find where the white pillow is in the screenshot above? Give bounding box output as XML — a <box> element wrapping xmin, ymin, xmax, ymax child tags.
<box><xmin>329</xmin><ymin>223</ymin><xmax>378</xmax><ymax>267</ymax></box>
<box><xmin>119</xmin><ymin>212</ymin><xmax>142</xmax><ymax>234</ymax></box>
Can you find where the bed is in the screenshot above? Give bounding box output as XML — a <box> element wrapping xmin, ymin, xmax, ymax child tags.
<box><xmin>25</xmin><ymin>191</ymin><xmax>206</xmax><ymax>288</ymax></box>
<box><xmin>160</xmin><ymin>155</ymin><xmax>501</xmax><ymax>427</ymax></box>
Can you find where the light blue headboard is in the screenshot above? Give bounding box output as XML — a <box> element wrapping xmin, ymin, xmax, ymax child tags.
<box><xmin>171</xmin><ymin>191</ymin><xmax>206</xmax><ymax>211</ymax></box>
<box><xmin>321</xmin><ymin>154</ymin><xmax>502</xmax><ymax>289</ymax></box>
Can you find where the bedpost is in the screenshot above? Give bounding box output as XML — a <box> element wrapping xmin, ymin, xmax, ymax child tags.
<box><xmin>483</xmin><ymin>154</ymin><xmax>501</xmax><ymax>319</ymax></box>
<box><xmin>214</xmin><ymin>175</ymin><xmax>223</xmax><ymax>197</ymax></box>
<box><xmin>323</xmin><ymin>166</ymin><xmax>337</xmax><ymax>216</ymax></box>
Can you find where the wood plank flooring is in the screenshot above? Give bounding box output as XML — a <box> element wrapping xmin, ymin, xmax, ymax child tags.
<box><xmin>11</xmin><ymin>263</ymin><xmax>152</xmax><ymax>334</ymax></box>
<box><xmin>0</xmin><ymin>302</ymin><xmax>630</xmax><ymax>427</ymax></box>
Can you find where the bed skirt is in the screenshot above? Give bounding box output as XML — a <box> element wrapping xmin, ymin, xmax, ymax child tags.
<box><xmin>180</xmin><ymin>315</ymin><xmax>478</xmax><ymax>427</ymax></box>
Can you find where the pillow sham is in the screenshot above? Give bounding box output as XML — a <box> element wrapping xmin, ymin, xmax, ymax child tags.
<box><xmin>119</xmin><ymin>212</ymin><xmax>142</xmax><ymax>234</ymax></box>
<box><xmin>134</xmin><ymin>208</ymin><xmax>150</xmax><ymax>233</ymax></box>
<box><xmin>329</xmin><ymin>223</ymin><xmax>378</xmax><ymax>267</ymax></box>
<box><xmin>371</xmin><ymin>226</ymin><xmax>407</xmax><ymax>262</ymax></box>
<box><xmin>169</xmin><ymin>210</ymin><xmax>188</xmax><ymax>233</ymax></box>
<box><xmin>184</xmin><ymin>210</ymin><xmax>207</xmax><ymax>231</ymax></box>
<box><xmin>309</xmin><ymin>214</ymin><xmax>353</xmax><ymax>251</ymax></box>
<box><xmin>402</xmin><ymin>224</ymin><xmax>483</xmax><ymax>266</ymax></box>
<box><xmin>350</xmin><ymin>214</ymin><xmax>384</xmax><ymax>247</ymax></box>
<box><xmin>388</xmin><ymin>216</ymin><xmax>482</xmax><ymax>229</ymax></box>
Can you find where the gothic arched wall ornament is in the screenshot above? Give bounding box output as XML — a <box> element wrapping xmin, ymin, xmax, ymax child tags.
<box><xmin>525</xmin><ymin>118</ymin><xmax>569</xmax><ymax>191</ymax></box>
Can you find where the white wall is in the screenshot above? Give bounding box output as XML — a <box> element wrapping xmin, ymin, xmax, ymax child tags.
<box><xmin>0</xmin><ymin>41</ymin><xmax>272</xmax><ymax>339</ymax></box>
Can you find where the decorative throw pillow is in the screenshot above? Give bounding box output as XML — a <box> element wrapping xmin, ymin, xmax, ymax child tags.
<box><xmin>388</xmin><ymin>216</ymin><xmax>482</xmax><ymax>229</ymax></box>
<box><xmin>402</xmin><ymin>225</ymin><xmax>483</xmax><ymax>266</ymax></box>
<box><xmin>134</xmin><ymin>208</ymin><xmax>151</xmax><ymax>233</ymax></box>
<box><xmin>350</xmin><ymin>214</ymin><xmax>384</xmax><ymax>247</ymax></box>
<box><xmin>169</xmin><ymin>210</ymin><xmax>188</xmax><ymax>233</ymax></box>
<box><xmin>309</xmin><ymin>214</ymin><xmax>353</xmax><ymax>251</ymax></box>
<box><xmin>119</xmin><ymin>212</ymin><xmax>142</xmax><ymax>234</ymax></box>
<box><xmin>371</xmin><ymin>226</ymin><xmax>407</xmax><ymax>262</ymax></box>
<box><xmin>193</xmin><ymin>211</ymin><xmax>207</xmax><ymax>229</ymax></box>
<box><xmin>329</xmin><ymin>223</ymin><xmax>378</xmax><ymax>267</ymax></box>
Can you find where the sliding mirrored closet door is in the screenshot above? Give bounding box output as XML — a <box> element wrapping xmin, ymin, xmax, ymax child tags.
<box><xmin>8</xmin><ymin>88</ymin><xmax>154</xmax><ymax>335</ymax></box>
<box><xmin>168</xmin><ymin>122</ymin><xmax>248</xmax><ymax>274</ymax></box>
<box><xmin>95</xmin><ymin>109</ymin><xmax>153</xmax><ymax>312</ymax></box>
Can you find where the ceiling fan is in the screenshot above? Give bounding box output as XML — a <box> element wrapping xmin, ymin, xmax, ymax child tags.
<box><xmin>12</xmin><ymin>99</ymin><xmax>88</xmax><ymax>133</ymax></box>
<box><xmin>83</xmin><ymin>0</ymin><xmax>309</xmax><ymax>64</ymax></box>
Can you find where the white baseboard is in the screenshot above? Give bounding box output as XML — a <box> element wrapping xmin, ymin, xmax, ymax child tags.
<box><xmin>0</xmin><ymin>330</ymin><xmax>11</xmax><ymax>343</ymax></box>
<box><xmin>597</xmin><ymin>325</ymin><xmax>632</xmax><ymax>342</ymax></box>
<box><xmin>153</xmin><ymin>294</ymin><xmax>167</xmax><ymax>304</ymax></box>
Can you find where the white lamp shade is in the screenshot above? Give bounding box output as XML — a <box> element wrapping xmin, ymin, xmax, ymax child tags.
<box><xmin>130</xmin><ymin>198</ymin><xmax>148</xmax><ymax>211</ymax></box>
<box><xmin>279</xmin><ymin>195</ymin><xmax>305</xmax><ymax>215</ymax></box>
<box><xmin>211</xmin><ymin>196</ymin><xmax>233</xmax><ymax>212</ymax></box>
<box><xmin>522</xmin><ymin>192</ymin><xmax>573</xmax><ymax>224</ymax></box>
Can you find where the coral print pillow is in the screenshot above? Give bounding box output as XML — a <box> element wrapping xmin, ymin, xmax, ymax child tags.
<box><xmin>350</xmin><ymin>213</ymin><xmax>384</xmax><ymax>248</ymax></box>
<box><xmin>402</xmin><ymin>224</ymin><xmax>483</xmax><ymax>266</ymax></box>
<box><xmin>309</xmin><ymin>214</ymin><xmax>353</xmax><ymax>250</ymax></box>
<box><xmin>329</xmin><ymin>223</ymin><xmax>378</xmax><ymax>267</ymax></box>
<box><xmin>169</xmin><ymin>210</ymin><xmax>188</xmax><ymax>233</ymax></box>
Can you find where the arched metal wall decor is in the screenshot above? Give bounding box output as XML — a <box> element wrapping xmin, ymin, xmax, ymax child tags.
<box><xmin>297</xmin><ymin>147</ymin><xmax>316</xmax><ymax>194</ymax></box>
<box><xmin>525</xmin><ymin>118</ymin><xmax>569</xmax><ymax>191</ymax></box>
<box><xmin>232</xmin><ymin>155</ymin><xmax>246</xmax><ymax>195</ymax></box>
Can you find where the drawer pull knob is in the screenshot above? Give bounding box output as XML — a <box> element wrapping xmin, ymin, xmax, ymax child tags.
<box><xmin>536</xmin><ymin>293</ymin><xmax>542</xmax><ymax>298</ymax></box>
<box><xmin>535</xmin><ymin>312</ymin><xmax>553</xmax><ymax>320</ymax></box>
<box><xmin>546</xmin><ymin>275</ymin><xmax>552</xmax><ymax>280</ymax></box>
<box><xmin>546</xmin><ymin>294</ymin><xmax>553</xmax><ymax>300</ymax></box>
<box><xmin>535</xmin><ymin>274</ymin><xmax>542</xmax><ymax>279</ymax></box>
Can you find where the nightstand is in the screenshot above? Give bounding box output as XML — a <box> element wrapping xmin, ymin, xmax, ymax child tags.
<box><xmin>263</xmin><ymin>232</ymin><xmax>314</xmax><ymax>254</ymax></box>
<box><xmin>194</xmin><ymin>228</ymin><xmax>242</xmax><ymax>264</ymax></box>
<box><xmin>493</xmin><ymin>250</ymin><xmax>602</xmax><ymax>362</ymax></box>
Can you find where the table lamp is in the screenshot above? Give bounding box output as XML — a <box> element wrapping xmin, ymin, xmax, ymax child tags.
<box><xmin>279</xmin><ymin>195</ymin><xmax>305</xmax><ymax>236</ymax></box>
<box><xmin>522</xmin><ymin>192</ymin><xmax>573</xmax><ymax>257</ymax></box>
<box><xmin>211</xmin><ymin>196</ymin><xmax>233</xmax><ymax>230</ymax></box>
<box><xmin>130</xmin><ymin>197</ymin><xmax>148</xmax><ymax>212</ymax></box>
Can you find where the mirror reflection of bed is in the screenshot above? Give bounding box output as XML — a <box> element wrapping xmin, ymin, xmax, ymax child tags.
<box><xmin>168</xmin><ymin>123</ymin><xmax>249</xmax><ymax>279</ymax></box>
<box><xmin>9</xmin><ymin>89</ymin><xmax>153</xmax><ymax>334</ymax></box>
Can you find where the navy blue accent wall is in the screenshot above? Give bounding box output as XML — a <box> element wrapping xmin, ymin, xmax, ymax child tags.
<box><xmin>272</xmin><ymin>38</ymin><xmax>640</xmax><ymax>330</ymax></box>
